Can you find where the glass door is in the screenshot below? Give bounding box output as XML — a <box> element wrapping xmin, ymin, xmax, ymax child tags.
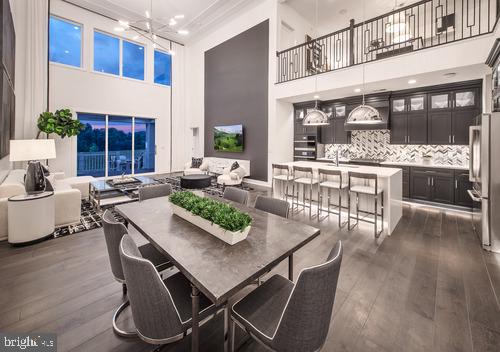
<box><xmin>107</xmin><ymin>116</ymin><xmax>133</xmax><ymax>176</ymax></box>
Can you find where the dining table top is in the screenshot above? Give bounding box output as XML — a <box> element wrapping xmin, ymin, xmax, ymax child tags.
<box><xmin>115</xmin><ymin>194</ymin><xmax>321</xmax><ymax>305</ymax></box>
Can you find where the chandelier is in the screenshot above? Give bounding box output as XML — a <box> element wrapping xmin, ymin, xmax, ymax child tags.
<box><xmin>114</xmin><ymin>0</ymin><xmax>188</xmax><ymax>54</ymax></box>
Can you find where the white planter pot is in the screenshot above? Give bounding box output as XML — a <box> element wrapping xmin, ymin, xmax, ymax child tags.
<box><xmin>170</xmin><ymin>203</ymin><xmax>251</xmax><ymax>245</ymax></box>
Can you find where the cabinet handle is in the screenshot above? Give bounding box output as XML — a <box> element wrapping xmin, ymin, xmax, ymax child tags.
<box><xmin>453</xmin><ymin>135</ymin><xmax>455</xmax><ymax>143</ymax></box>
<box><xmin>428</xmin><ymin>177</ymin><xmax>430</xmax><ymax>186</ymax></box>
<box><xmin>449</xmin><ymin>135</ymin><xmax>451</xmax><ymax>143</ymax></box>
<box><xmin>408</xmin><ymin>135</ymin><xmax>410</xmax><ymax>143</ymax></box>
<box><xmin>432</xmin><ymin>178</ymin><xmax>434</xmax><ymax>187</ymax></box>
<box><xmin>455</xmin><ymin>180</ymin><xmax>458</xmax><ymax>189</ymax></box>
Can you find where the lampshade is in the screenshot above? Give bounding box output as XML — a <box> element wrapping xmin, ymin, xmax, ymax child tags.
<box><xmin>346</xmin><ymin>105</ymin><xmax>382</xmax><ymax>124</ymax></box>
<box><xmin>9</xmin><ymin>139</ymin><xmax>56</xmax><ymax>162</ymax></box>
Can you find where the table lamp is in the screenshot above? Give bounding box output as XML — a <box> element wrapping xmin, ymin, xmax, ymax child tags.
<box><xmin>10</xmin><ymin>139</ymin><xmax>56</xmax><ymax>194</ymax></box>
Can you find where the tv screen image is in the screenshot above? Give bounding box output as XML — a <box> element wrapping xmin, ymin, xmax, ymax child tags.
<box><xmin>214</xmin><ymin>124</ymin><xmax>243</xmax><ymax>152</ymax></box>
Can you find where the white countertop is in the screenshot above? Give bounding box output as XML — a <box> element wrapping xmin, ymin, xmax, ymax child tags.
<box><xmin>314</xmin><ymin>158</ymin><xmax>468</xmax><ymax>170</ymax></box>
<box><xmin>380</xmin><ymin>161</ymin><xmax>469</xmax><ymax>170</ymax></box>
<box><xmin>284</xmin><ymin>161</ymin><xmax>401</xmax><ymax>177</ymax></box>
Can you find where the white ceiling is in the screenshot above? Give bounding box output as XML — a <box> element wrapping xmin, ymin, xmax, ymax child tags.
<box><xmin>284</xmin><ymin>0</ymin><xmax>421</xmax><ymax>36</ymax></box>
<box><xmin>63</xmin><ymin>0</ymin><xmax>253</xmax><ymax>43</ymax></box>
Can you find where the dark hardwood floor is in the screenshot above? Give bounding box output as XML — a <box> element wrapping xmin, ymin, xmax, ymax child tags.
<box><xmin>1</xmin><ymin>190</ymin><xmax>500</xmax><ymax>352</ymax></box>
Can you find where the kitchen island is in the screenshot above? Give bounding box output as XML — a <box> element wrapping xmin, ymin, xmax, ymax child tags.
<box><xmin>279</xmin><ymin>161</ymin><xmax>403</xmax><ymax>236</ymax></box>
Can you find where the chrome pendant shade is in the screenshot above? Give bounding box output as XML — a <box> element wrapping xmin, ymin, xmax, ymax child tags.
<box><xmin>346</xmin><ymin>104</ymin><xmax>381</xmax><ymax>124</ymax></box>
<box><xmin>303</xmin><ymin>107</ymin><xmax>329</xmax><ymax>126</ymax></box>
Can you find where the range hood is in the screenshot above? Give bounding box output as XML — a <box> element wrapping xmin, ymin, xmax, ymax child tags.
<box><xmin>344</xmin><ymin>96</ymin><xmax>389</xmax><ymax>131</ymax></box>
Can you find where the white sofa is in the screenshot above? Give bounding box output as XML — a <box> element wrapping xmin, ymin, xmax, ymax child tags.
<box><xmin>0</xmin><ymin>169</ymin><xmax>83</xmax><ymax>241</ymax></box>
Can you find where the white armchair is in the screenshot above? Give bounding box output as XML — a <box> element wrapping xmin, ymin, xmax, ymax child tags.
<box><xmin>184</xmin><ymin>159</ymin><xmax>209</xmax><ymax>175</ymax></box>
<box><xmin>217</xmin><ymin>165</ymin><xmax>248</xmax><ymax>186</ymax></box>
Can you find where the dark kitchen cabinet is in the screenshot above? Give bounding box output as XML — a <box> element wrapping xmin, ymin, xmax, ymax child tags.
<box><xmin>410</xmin><ymin>167</ymin><xmax>455</xmax><ymax>204</ymax></box>
<box><xmin>319</xmin><ymin>122</ymin><xmax>333</xmax><ymax>143</ymax></box>
<box><xmin>390</xmin><ymin>94</ymin><xmax>427</xmax><ymax>144</ymax></box>
<box><xmin>455</xmin><ymin>170</ymin><xmax>473</xmax><ymax>207</ymax></box>
<box><xmin>428</xmin><ymin>111</ymin><xmax>453</xmax><ymax>144</ymax></box>
<box><xmin>333</xmin><ymin>118</ymin><xmax>350</xmax><ymax>144</ymax></box>
<box><xmin>427</xmin><ymin>86</ymin><xmax>480</xmax><ymax>145</ymax></box>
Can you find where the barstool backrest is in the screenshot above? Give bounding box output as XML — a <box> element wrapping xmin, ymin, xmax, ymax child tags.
<box><xmin>293</xmin><ymin>166</ymin><xmax>313</xmax><ymax>179</ymax></box>
<box><xmin>318</xmin><ymin>168</ymin><xmax>342</xmax><ymax>183</ymax></box>
<box><xmin>272</xmin><ymin>164</ymin><xmax>290</xmax><ymax>177</ymax></box>
<box><xmin>348</xmin><ymin>172</ymin><xmax>378</xmax><ymax>190</ymax></box>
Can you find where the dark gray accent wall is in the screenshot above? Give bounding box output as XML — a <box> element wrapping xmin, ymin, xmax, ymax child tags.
<box><xmin>204</xmin><ymin>20</ymin><xmax>269</xmax><ymax>181</ymax></box>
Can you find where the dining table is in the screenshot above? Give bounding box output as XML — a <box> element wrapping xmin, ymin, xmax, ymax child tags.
<box><xmin>115</xmin><ymin>194</ymin><xmax>321</xmax><ymax>352</ymax></box>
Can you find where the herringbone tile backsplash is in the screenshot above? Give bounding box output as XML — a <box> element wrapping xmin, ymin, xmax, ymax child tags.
<box><xmin>323</xmin><ymin>130</ymin><xmax>469</xmax><ymax>166</ymax></box>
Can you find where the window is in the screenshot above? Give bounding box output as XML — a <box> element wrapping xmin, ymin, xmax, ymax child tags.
<box><xmin>94</xmin><ymin>31</ymin><xmax>120</xmax><ymax>75</ymax></box>
<box><xmin>77</xmin><ymin>113</ymin><xmax>155</xmax><ymax>177</ymax></box>
<box><xmin>154</xmin><ymin>50</ymin><xmax>172</xmax><ymax>86</ymax></box>
<box><xmin>134</xmin><ymin>118</ymin><xmax>156</xmax><ymax>173</ymax></box>
<box><xmin>122</xmin><ymin>40</ymin><xmax>145</xmax><ymax>80</ymax></box>
<box><xmin>49</xmin><ymin>16</ymin><xmax>82</xmax><ymax>67</ymax></box>
<box><xmin>77</xmin><ymin>114</ymin><xmax>106</xmax><ymax>177</ymax></box>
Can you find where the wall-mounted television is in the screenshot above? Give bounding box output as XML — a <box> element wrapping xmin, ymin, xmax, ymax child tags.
<box><xmin>214</xmin><ymin>124</ymin><xmax>243</xmax><ymax>152</ymax></box>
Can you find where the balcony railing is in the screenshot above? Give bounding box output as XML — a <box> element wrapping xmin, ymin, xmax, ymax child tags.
<box><xmin>77</xmin><ymin>150</ymin><xmax>155</xmax><ymax>177</ymax></box>
<box><xmin>277</xmin><ymin>0</ymin><xmax>499</xmax><ymax>83</ymax></box>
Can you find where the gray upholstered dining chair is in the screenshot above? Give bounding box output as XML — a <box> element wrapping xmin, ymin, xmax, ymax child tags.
<box><xmin>223</xmin><ymin>187</ymin><xmax>249</xmax><ymax>205</ymax></box>
<box><xmin>102</xmin><ymin>210</ymin><xmax>172</xmax><ymax>337</ymax></box>
<box><xmin>119</xmin><ymin>234</ymin><xmax>218</xmax><ymax>346</ymax></box>
<box><xmin>254</xmin><ymin>195</ymin><xmax>289</xmax><ymax>218</ymax></box>
<box><xmin>230</xmin><ymin>241</ymin><xmax>343</xmax><ymax>352</ymax></box>
<box><xmin>138</xmin><ymin>183</ymin><xmax>172</xmax><ymax>202</ymax></box>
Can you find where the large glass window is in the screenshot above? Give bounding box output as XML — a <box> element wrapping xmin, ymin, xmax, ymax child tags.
<box><xmin>77</xmin><ymin>114</ymin><xmax>106</xmax><ymax>177</ymax></box>
<box><xmin>108</xmin><ymin>116</ymin><xmax>133</xmax><ymax>176</ymax></box>
<box><xmin>154</xmin><ymin>50</ymin><xmax>172</xmax><ymax>86</ymax></box>
<box><xmin>134</xmin><ymin>118</ymin><xmax>156</xmax><ymax>173</ymax></box>
<box><xmin>122</xmin><ymin>40</ymin><xmax>145</xmax><ymax>80</ymax></box>
<box><xmin>49</xmin><ymin>16</ymin><xmax>82</xmax><ymax>67</ymax></box>
<box><xmin>94</xmin><ymin>31</ymin><xmax>120</xmax><ymax>75</ymax></box>
<box><xmin>77</xmin><ymin>114</ymin><xmax>155</xmax><ymax>177</ymax></box>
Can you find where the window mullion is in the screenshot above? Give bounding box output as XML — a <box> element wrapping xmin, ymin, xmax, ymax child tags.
<box><xmin>132</xmin><ymin>117</ymin><xmax>135</xmax><ymax>175</ymax></box>
<box><xmin>105</xmin><ymin>115</ymin><xmax>109</xmax><ymax>178</ymax></box>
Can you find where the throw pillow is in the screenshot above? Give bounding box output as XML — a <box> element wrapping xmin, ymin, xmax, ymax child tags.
<box><xmin>230</xmin><ymin>161</ymin><xmax>240</xmax><ymax>171</ymax></box>
<box><xmin>232</xmin><ymin>166</ymin><xmax>246</xmax><ymax>179</ymax></box>
<box><xmin>191</xmin><ymin>157</ymin><xmax>203</xmax><ymax>168</ymax></box>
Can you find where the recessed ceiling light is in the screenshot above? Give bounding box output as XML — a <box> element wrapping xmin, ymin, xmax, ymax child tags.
<box><xmin>145</xmin><ymin>10</ymin><xmax>150</xmax><ymax>18</ymax></box>
<box><xmin>177</xmin><ymin>29</ymin><xmax>189</xmax><ymax>35</ymax></box>
<box><xmin>354</xmin><ymin>88</ymin><xmax>362</xmax><ymax>93</ymax></box>
<box><xmin>408</xmin><ymin>79</ymin><xmax>417</xmax><ymax>84</ymax></box>
<box><xmin>169</xmin><ymin>18</ymin><xmax>177</xmax><ymax>26</ymax></box>
<box><xmin>174</xmin><ymin>14</ymin><xmax>185</xmax><ymax>19</ymax></box>
<box><xmin>313</xmin><ymin>95</ymin><xmax>320</xmax><ymax>99</ymax></box>
<box><xmin>444</xmin><ymin>72</ymin><xmax>457</xmax><ymax>78</ymax></box>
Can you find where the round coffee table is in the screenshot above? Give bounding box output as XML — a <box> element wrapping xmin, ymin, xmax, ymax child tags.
<box><xmin>180</xmin><ymin>174</ymin><xmax>212</xmax><ymax>189</ymax></box>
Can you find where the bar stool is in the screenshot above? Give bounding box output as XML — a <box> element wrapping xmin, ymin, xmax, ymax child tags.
<box><xmin>317</xmin><ymin>169</ymin><xmax>347</xmax><ymax>227</ymax></box>
<box><xmin>272</xmin><ymin>164</ymin><xmax>293</xmax><ymax>202</ymax></box>
<box><xmin>347</xmin><ymin>172</ymin><xmax>384</xmax><ymax>238</ymax></box>
<box><xmin>292</xmin><ymin>166</ymin><xmax>318</xmax><ymax>219</ymax></box>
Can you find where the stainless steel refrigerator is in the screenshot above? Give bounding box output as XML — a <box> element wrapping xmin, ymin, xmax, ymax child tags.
<box><xmin>469</xmin><ymin>113</ymin><xmax>500</xmax><ymax>253</ymax></box>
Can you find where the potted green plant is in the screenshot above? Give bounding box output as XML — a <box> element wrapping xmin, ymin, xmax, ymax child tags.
<box><xmin>169</xmin><ymin>191</ymin><xmax>252</xmax><ymax>245</ymax></box>
<box><xmin>36</xmin><ymin>109</ymin><xmax>84</xmax><ymax>139</ymax></box>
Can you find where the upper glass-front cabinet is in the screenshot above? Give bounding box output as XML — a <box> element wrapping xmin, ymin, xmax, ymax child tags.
<box><xmin>322</xmin><ymin>105</ymin><xmax>334</xmax><ymax>118</ymax></box>
<box><xmin>430</xmin><ymin>93</ymin><xmax>450</xmax><ymax>110</ymax></box>
<box><xmin>392</xmin><ymin>98</ymin><xmax>406</xmax><ymax>113</ymax></box>
<box><xmin>454</xmin><ymin>90</ymin><xmax>477</xmax><ymax>109</ymax></box>
<box><xmin>409</xmin><ymin>96</ymin><xmax>425</xmax><ymax>111</ymax></box>
<box><xmin>334</xmin><ymin>105</ymin><xmax>346</xmax><ymax>117</ymax></box>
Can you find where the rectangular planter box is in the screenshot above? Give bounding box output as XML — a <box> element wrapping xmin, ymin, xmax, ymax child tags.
<box><xmin>170</xmin><ymin>203</ymin><xmax>251</xmax><ymax>245</ymax></box>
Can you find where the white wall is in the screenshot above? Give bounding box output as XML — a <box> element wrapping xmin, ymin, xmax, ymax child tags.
<box><xmin>277</xmin><ymin>2</ymin><xmax>314</xmax><ymax>51</ymax></box>
<box><xmin>48</xmin><ymin>0</ymin><xmax>186</xmax><ymax>177</ymax></box>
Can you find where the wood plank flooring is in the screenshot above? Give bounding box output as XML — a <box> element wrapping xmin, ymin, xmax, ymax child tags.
<box><xmin>1</xmin><ymin>190</ymin><xmax>500</xmax><ymax>352</ymax></box>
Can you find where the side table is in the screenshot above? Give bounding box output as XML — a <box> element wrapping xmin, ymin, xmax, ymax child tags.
<box><xmin>8</xmin><ymin>191</ymin><xmax>55</xmax><ymax>245</ymax></box>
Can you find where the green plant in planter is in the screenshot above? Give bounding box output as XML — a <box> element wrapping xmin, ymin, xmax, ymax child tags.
<box><xmin>169</xmin><ymin>191</ymin><xmax>252</xmax><ymax>232</ymax></box>
<box><xmin>36</xmin><ymin>109</ymin><xmax>84</xmax><ymax>139</ymax></box>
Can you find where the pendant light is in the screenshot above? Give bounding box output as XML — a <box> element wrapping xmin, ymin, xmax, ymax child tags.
<box><xmin>346</xmin><ymin>0</ymin><xmax>382</xmax><ymax>126</ymax></box>
<box><xmin>302</xmin><ymin>0</ymin><xmax>329</xmax><ymax>127</ymax></box>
